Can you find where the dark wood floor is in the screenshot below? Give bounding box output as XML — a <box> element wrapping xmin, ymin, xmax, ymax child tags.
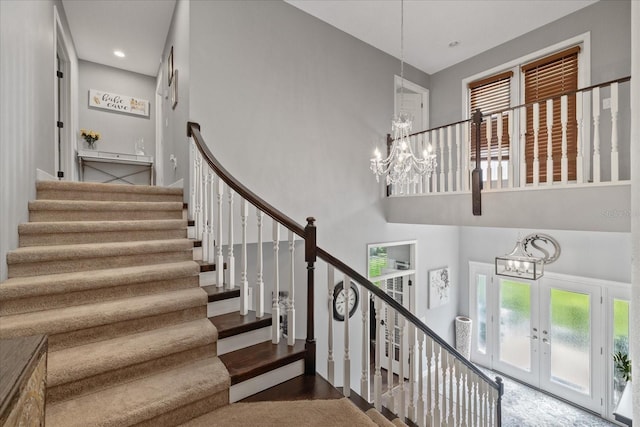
<box><xmin>241</xmin><ymin>374</ymin><xmax>343</xmax><ymax>402</ymax></box>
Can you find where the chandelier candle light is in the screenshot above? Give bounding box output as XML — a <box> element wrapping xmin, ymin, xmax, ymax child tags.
<box><xmin>495</xmin><ymin>233</ymin><xmax>561</xmax><ymax>280</ymax></box>
<box><xmin>370</xmin><ymin>0</ymin><xmax>436</xmax><ymax>188</ymax></box>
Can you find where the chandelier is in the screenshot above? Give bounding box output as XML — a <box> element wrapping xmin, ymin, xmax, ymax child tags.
<box><xmin>370</xmin><ymin>0</ymin><xmax>436</xmax><ymax>187</ymax></box>
<box><xmin>495</xmin><ymin>233</ymin><xmax>561</xmax><ymax>280</ymax></box>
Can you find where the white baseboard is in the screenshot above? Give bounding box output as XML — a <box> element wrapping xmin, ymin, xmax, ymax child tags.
<box><xmin>229</xmin><ymin>360</ymin><xmax>304</xmax><ymax>402</ymax></box>
<box><xmin>187</xmin><ymin>226</ymin><xmax>195</xmax><ymax>239</ymax></box>
<box><xmin>36</xmin><ymin>169</ymin><xmax>57</xmax><ymax>181</ymax></box>
<box><xmin>218</xmin><ymin>326</ymin><xmax>272</xmax><ymax>355</ymax></box>
<box><xmin>168</xmin><ymin>178</ymin><xmax>183</xmax><ymax>188</ymax></box>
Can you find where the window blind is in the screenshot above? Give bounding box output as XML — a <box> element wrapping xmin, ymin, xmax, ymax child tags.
<box><xmin>523</xmin><ymin>46</ymin><xmax>579</xmax><ymax>183</ymax></box>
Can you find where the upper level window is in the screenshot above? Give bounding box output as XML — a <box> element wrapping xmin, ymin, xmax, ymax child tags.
<box><xmin>523</xmin><ymin>46</ymin><xmax>579</xmax><ymax>183</ymax></box>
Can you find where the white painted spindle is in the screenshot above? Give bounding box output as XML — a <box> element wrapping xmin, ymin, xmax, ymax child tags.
<box><xmin>386</xmin><ymin>305</ymin><xmax>395</xmax><ymax>413</ymax></box>
<box><xmin>194</xmin><ymin>157</ymin><xmax>202</xmax><ymax>240</ymax></box>
<box><xmin>593</xmin><ymin>87</ymin><xmax>601</xmax><ymax>183</ymax></box>
<box><xmin>455</xmin><ymin>359</ymin><xmax>462</xmax><ymax>426</ymax></box>
<box><xmin>327</xmin><ymin>265</ymin><xmax>335</xmax><ymax>384</ymax></box>
<box><xmin>461</xmin><ymin>363</ymin><xmax>467</xmax><ymax>427</ymax></box>
<box><xmin>576</xmin><ymin>91</ymin><xmax>585</xmax><ymax>183</ymax></box>
<box><xmin>467</xmin><ymin>366</ymin><xmax>473</xmax><ymax>427</ymax></box>
<box><xmin>374</xmin><ymin>296</ymin><xmax>383</xmax><ymax>410</ymax></box>
<box><xmin>206</xmin><ymin>171</ymin><xmax>215</xmax><ymax>264</ymax></box>
<box><xmin>611</xmin><ymin>82</ymin><xmax>619</xmax><ymax>181</ymax></box>
<box><xmin>520</xmin><ymin>106</ymin><xmax>528</xmax><ymax>187</ymax></box>
<box><xmin>201</xmin><ymin>168</ymin><xmax>210</xmax><ymax>262</ymax></box>
<box><xmin>561</xmin><ymin>95</ymin><xmax>569</xmax><ymax>184</ymax></box>
<box><xmin>216</xmin><ymin>178</ymin><xmax>224</xmax><ymax>286</ymax></box>
<box><xmin>533</xmin><ymin>103</ymin><xmax>541</xmax><ymax>186</ymax></box>
<box><xmin>417</xmin><ymin>331</ymin><xmax>425</xmax><ymax>427</ymax></box>
<box><xmin>456</xmin><ymin>123</ymin><xmax>462</xmax><ymax>192</ymax></box>
<box><xmin>448</xmin><ymin>353</ymin><xmax>455</xmax><ymax>426</ymax></box>
<box><xmin>398</xmin><ymin>317</ymin><xmax>405</xmax><ymax>421</ymax></box>
<box><xmin>464</xmin><ymin>121</ymin><xmax>471</xmax><ymax>191</ymax></box>
<box><xmin>434</xmin><ymin>343</ymin><xmax>441</xmax><ymax>427</ymax></box>
<box><xmin>361</xmin><ymin>286</ymin><xmax>369</xmax><ymax>401</ymax></box>
<box><xmin>189</xmin><ymin>141</ymin><xmax>195</xmax><ymax>221</ymax></box>
<box><xmin>546</xmin><ymin>99</ymin><xmax>554</xmax><ymax>185</ymax></box>
<box><xmin>485</xmin><ymin>116</ymin><xmax>492</xmax><ymax>190</ymax></box>
<box><xmin>255</xmin><ymin>209</ymin><xmax>264</xmax><ymax>316</ymax></box>
<box><xmin>508</xmin><ymin>110</ymin><xmax>514</xmax><ymax>188</ymax></box>
<box><xmin>439</xmin><ymin>128</ymin><xmax>445</xmax><ymax>192</ymax></box>
<box><xmin>240</xmin><ymin>198</ymin><xmax>249</xmax><ymax>315</ymax></box>
<box><xmin>426</xmin><ymin>337</ymin><xmax>433</xmax><ymax>426</ymax></box>
<box><xmin>343</xmin><ymin>274</ymin><xmax>351</xmax><ymax>398</ymax></box>
<box><xmin>408</xmin><ymin>324</ymin><xmax>416</xmax><ymax>422</ymax></box>
<box><xmin>227</xmin><ymin>189</ymin><xmax>235</xmax><ymax>288</ymax></box>
<box><xmin>447</xmin><ymin>126</ymin><xmax>453</xmax><ymax>192</ymax></box>
<box><xmin>287</xmin><ymin>230</ymin><xmax>295</xmax><ymax>346</ymax></box>
<box><xmin>497</xmin><ymin>114</ymin><xmax>503</xmax><ymax>189</ymax></box>
<box><xmin>272</xmin><ymin>220</ymin><xmax>280</xmax><ymax>344</ymax></box>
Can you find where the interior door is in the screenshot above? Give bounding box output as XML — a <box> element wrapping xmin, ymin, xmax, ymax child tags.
<box><xmin>380</xmin><ymin>275</ymin><xmax>411</xmax><ymax>377</ymax></box>
<box><xmin>398</xmin><ymin>92</ymin><xmax>423</xmax><ymax>130</ymax></box>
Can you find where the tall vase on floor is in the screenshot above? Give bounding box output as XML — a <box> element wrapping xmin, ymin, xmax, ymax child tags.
<box><xmin>455</xmin><ymin>316</ymin><xmax>472</xmax><ymax>360</ymax></box>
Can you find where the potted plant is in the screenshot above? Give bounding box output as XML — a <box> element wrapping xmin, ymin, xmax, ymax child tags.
<box><xmin>613</xmin><ymin>351</ymin><xmax>631</xmax><ymax>383</ymax></box>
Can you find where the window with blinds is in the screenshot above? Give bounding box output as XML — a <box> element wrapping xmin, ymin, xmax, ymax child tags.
<box><xmin>523</xmin><ymin>46</ymin><xmax>579</xmax><ymax>183</ymax></box>
<box><xmin>469</xmin><ymin>71</ymin><xmax>512</xmax><ymax>164</ymax></box>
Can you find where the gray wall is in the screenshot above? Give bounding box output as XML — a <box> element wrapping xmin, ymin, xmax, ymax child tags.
<box><xmin>159</xmin><ymin>0</ymin><xmax>189</xmax><ymax>190</ymax></box>
<box><xmin>186</xmin><ymin>0</ymin><xmax>459</xmax><ymax>390</ymax></box>
<box><xmin>0</xmin><ymin>0</ymin><xmax>77</xmax><ymax>280</ymax></box>
<box><xmin>457</xmin><ymin>226</ymin><xmax>631</xmax><ymax>316</ymax></box>
<box><xmin>78</xmin><ymin>60</ymin><xmax>155</xmax><ymax>157</ymax></box>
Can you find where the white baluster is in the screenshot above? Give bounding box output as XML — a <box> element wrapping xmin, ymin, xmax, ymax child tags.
<box><xmin>398</xmin><ymin>317</ymin><xmax>405</xmax><ymax>421</ymax></box>
<box><xmin>561</xmin><ymin>95</ymin><xmax>569</xmax><ymax>184</ymax></box>
<box><xmin>272</xmin><ymin>220</ymin><xmax>280</xmax><ymax>344</ymax></box>
<box><xmin>464</xmin><ymin>122</ymin><xmax>471</xmax><ymax>191</ymax></box>
<box><xmin>485</xmin><ymin>116</ymin><xmax>492</xmax><ymax>190</ymax></box>
<box><xmin>441</xmin><ymin>347</ymin><xmax>448</xmax><ymax>426</ymax></box>
<box><xmin>593</xmin><ymin>87</ymin><xmax>601</xmax><ymax>183</ymax></box>
<box><xmin>227</xmin><ymin>189</ymin><xmax>235</xmax><ymax>288</ymax></box>
<box><xmin>520</xmin><ymin>106</ymin><xmax>528</xmax><ymax>187</ymax></box>
<box><xmin>475</xmin><ymin>376</ymin><xmax>480</xmax><ymax>426</ymax></box>
<box><xmin>417</xmin><ymin>331</ymin><xmax>425</xmax><ymax>427</ymax></box>
<box><xmin>447</xmin><ymin>126</ymin><xmax>453</xmax><ymax>192</ymax></box>
<box><xmin>328</xmin><ymin>265</ymin><xmax>335</xmax><ymax>384</ymax></box>
<box><xmin>439</xmin><ymin>128</ymin><xmax>446</xmax><ymax>192</ymax></box>
<box><xmin>287</xmin><ymin>230</ymin><xmax>295</xmax><ymax>346</ymax></box>
<box><xmin>533</xmin><ymin>103</ymin><xmax>540</xmax><ymax>186</ymax></box>
<box><xmin>611</xmin><ymin>82</ymin><xmax>619</xmax><ymax>182</ymax></box>
<box><xmin>467</xmin><ymin>366</ymin><xmax>473</xmax><ymax>427</ymax></box>
<box><xmin>507</xmin><ymin>110</ymin><xmax>514</xmax><ymax>188</ymax></box>
<box><xmin>461</xmin><ymin>363</ymin><xmax>467</xmax><ymax>427</ymax></box>
<box><xmin>343</xmin><ymin>274</ymin><xmax>351</xmax><ymax>398</ymax></box>
<box><xmin>201</xmin><ymin>167</ymin><xmax>210</xmax><ymax>262</ymax></box>
<box><xmin>454</xmin><ymin>359</ymin><xmax>462</xmax><ymax>426</ymax></box>
<box><xmin>189</xmin><ymin>141</ymin><xmax>195</xmax><ymax>221</ymax></box>
<box><xmin>408</xmin><ymin>324</ymin><xmax>416</xmax><ymax>422</ymax></box>
<box><xmin>387</xmin><ymin>305</ymin><xmax>395</xmax><ymax>413</ymax></box>
<box><xmin>194</xmin><ymin>156</ymin><xmax>202</xmax><ymax>239</ymax></box>
<box><xmin>576</xmin><ymin>91</ymin><xmax>585</xmax><ymax>183</ymax></box>
<box><xmin>361</xmin><ymin>286</ymin><xmax>369</xmax><ymax>401</ymax></box>
<box><xmin>240</xmin><ymin>198</ymin><xmax>249</xmax><ymax>315</ymax></box>
<box><xmin>216</xmin><ymin>178</ymin><xmax>224</xmax><ymax>286</ymax></box>
<box><xmin>255</xmin><ymin>209</ymin><xmax>264</xmax><ymax>317</ymax></box>
<box><xmin>206</xmin><ymin>171</ymin><xmax>215</xmax><ymax>264</ymax></box>
<box><xmin>546</xmin><ymin>99</ymin><xmax>554</xmax><ymax>185</ymax></box>
<box><xmin>448</xmin><ymin>353</ymin><xmax>455</xmax><ymax>426</ymax></box>
<box><xmin>374</xmin><ymin>296</ymin><xmax>383</xmax><ymax>410</ymax></box>
<box><xmin>489</xmin><ymin>385</ymin><xmax>495</xmax><ymax>427</ymax></box>
<box><xmin>433</xmin><ymin>343</ymin><xmax>441</xmax><ymax>427</ymax></box>
<box><xmin>455</xmin><ymin>123</ymin><xmax>461</xmax><ymax>192</ymax></box>
<box><xmin>497</xmin><ymin>114</ymin><xmax>503</xmax><ymax>189</ymax></box>
<box><xmin>417</xmin><ymin>134</ymin><xmax>424</xmax><ymax>194</ymax></box>
<box><xmin>426</xmin><ymin>336</ymin><xmax>433</xmax><ymax>426</ymax></box>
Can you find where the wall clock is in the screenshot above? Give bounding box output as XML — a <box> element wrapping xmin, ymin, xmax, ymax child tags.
<box><xmin>332</xmin><ymin>280</ymin><xmax>359</xmax><ymax>321</ymax></box>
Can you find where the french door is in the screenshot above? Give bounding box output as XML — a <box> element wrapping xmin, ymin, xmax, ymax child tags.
<box><xmin>469</xmin><ymin>263</ymin><xmax>603</xmax><ymax>413</ymax></box>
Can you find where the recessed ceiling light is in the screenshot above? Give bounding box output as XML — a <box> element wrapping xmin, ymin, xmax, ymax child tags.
<box><xmin>113</xmin><ymin>50</ymin><xmax>125</xmax><ymax>58</ymax></box>
<box><xmin>448</xmin><ymin>41</ymin><xmax>460</xmax><ymax>48</ymax></box>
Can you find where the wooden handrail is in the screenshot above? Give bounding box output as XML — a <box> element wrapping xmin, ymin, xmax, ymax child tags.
<box><xmin>402</xmin><ymin>75</ymin><xmax>631</xmax><ymax>141</ymax></box>
<box><xmin>187</xmin><ymin>121</ymin><xmax>502</xmax><ymax>394</ymax></box>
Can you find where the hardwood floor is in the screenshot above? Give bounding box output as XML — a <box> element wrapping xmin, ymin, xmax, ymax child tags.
<box><xmin>241</xmin><ymin>374</ymin><xmax>343</xmax><ymax>402</ymax></box>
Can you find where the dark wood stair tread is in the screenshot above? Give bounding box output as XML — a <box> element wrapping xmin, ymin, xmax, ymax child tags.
<box><xmin>196</xmin><ymin>260</ymin><xmax>226</xmax><ymax>272</ymax></box>
<box><xmin>187</xmin><ymin>219</ymin><xmax>195</xmax><ymax>227</ymax></box>
<box><xmin>210</xmin><ymin>310</ymin><xmax>272</xmax><ymax>339</ymax></box>
<box><xmin>202</xmin><ymin>285</ymin><xmax>240</xmax><ymax>303</ymax></box>
<box><xmin>242</xmin><ymin>374</ymin><xmax>342</xmax><ymax>402</ymax></box>
<box><xmin>191</xmin><ymin>239</ymin><xmax>202</xmax><ymax>247</ymax></box>
<box><xmin>219</xmin><ymin>339</ymin><xmax>306</xmax><ymax>385</ymax></box>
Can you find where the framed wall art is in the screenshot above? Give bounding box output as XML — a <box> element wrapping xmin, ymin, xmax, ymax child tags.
<box><xmin>428</xmin><ymin>266</ymin><xmax>450</xmax><ymax>308</ymax></box>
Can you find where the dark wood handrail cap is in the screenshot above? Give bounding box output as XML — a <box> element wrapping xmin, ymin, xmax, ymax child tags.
<box><xmin>306</xmin><ymin>217</ymin><xmax>316</xmax><ymax>225</ymax></box>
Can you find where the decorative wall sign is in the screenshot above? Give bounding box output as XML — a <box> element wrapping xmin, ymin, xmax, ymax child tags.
<box><xmin>88</xmin><ymin>89</ymin><xmax>149</xmax><ymax>117</ymax></box>
<box><xmin>171</xmin><ymin>69</ymin><xmax>178</xmax><ymax>109</ymax></box>
<box><xmin>428</xmin><ymin>266</ymin><xmax>450</xmax><ymax>308</ymax></box>
<box><xmin>167</xmin><ymin>46</ymin><xmax>174</xmax><ymax>86</ymax></box>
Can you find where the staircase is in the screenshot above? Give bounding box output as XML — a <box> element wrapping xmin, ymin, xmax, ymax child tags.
<box><xmin>0</xmin><ymin>181</ymin><xmax>230</xmax><ymax>426</ymax></box>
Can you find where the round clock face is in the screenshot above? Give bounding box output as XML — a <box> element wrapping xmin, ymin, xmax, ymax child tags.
<box><xmin>333</xmin><ymin>281</ymin><xmax>359</xmax><ymax>321</ymax></box>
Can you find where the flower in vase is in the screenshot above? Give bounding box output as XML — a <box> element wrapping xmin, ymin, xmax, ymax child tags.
<box><xmin>81</xmin><ymin>129</ymin><xmax>101</xmax><ymax>148</ymax></box>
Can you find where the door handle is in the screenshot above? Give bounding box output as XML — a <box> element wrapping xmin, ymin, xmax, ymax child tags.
<box><xmin>532</xmin><ymin>335</ymin><xmax>538</xmax><ymax>340</ymax></box>
<box><xmin>542</xmin><ymin>338</ymin><xmax>550</xmax><ymax>344</ymax></box>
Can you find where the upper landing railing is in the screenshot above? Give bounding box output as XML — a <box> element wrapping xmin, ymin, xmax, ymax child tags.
<box><xmin>387</xmin><ymin>76</ymin><xmax>631</xmax><ymax>196</ymax></box>
<box><xmin>187</xmin><ymin>122</ymin><xmax>504</xmax><ymax>426</ymax></box>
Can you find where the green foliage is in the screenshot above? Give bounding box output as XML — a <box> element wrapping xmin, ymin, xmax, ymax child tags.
<box><xmin>613</xmin><ymin>351</ymin><xmax>632</xmax><ymax>382</ymax></box>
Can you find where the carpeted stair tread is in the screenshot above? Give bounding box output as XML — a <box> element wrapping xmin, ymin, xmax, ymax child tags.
<box><xmin>37</xmin><ymin>180</ymin><xmax>183</xmax><ymax>202</ymax></box>
<box><xmin>365</xmin><ymin>408</ymin><xmax>396</xmax><ymax>427</ymax></box>
<box><xmin>48</xmin><ymin>318</ymin><xmax>217</xmax><ymax>388</ymax></box>
<box><xmin>18</xmin><ymin>219</ymin><xmax>187</xmax><ymax>246</ymax></box>
<box><xmin>28</xmin><ymin>200</ymin><xmax>183</xmax><ymax>222</ymax></box>
<box><xmin>0</xmin><ymin>288</ymin><xmax>207</xmax><ymax>340</ymax></box>
<box><xmin>7</xmin><ymin>239</ymin><xmax>193</xmax><ymax>277</ymax></box>
<box><xmin>45</xmin><ymin>356</ymin><xmax>230</xmax><ymax>427</ymax></box>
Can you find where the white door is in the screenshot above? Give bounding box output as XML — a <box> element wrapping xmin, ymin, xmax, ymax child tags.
<box><xmin>379</xmin><ymin>274</ymin><xmax>412</xmax><ymax>377</ymax></box>
<box><xmin>398</xmin><ymin>93</ymin><xmax>423</xmax><ymax>131</ymax></box>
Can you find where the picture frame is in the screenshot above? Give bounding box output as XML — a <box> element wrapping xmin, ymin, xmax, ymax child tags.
<box><xmin>167</xmin><ymin>46</ymin><xmax>174</xmax><ymax>86</ymax></box>
<box><xmin>171</xmin><ymin>69</ymin><xmax>178</xmax><ymax>109</ymax></box>
<box><xmin>428</xmin><ymin>266</ymin><xmax>450</xmax><ymax>308</ymax></box>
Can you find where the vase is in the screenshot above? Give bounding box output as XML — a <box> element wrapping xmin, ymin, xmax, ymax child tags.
<box><xmin>455</xmin><ymin>316</ymin><xmax>472</xmax><ymax>359</ymax></box>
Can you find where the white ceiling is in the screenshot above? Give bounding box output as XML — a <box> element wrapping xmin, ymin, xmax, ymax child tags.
<box><xmin>285</xmin><ymin>0</ymin><xmax>598</xmax><ymax>74</ymax></box>
<box><xmin>61</xmin><ymin>0</ymin><xmax>597</xmax><ymax>78</ymax></box>
<box><xmin>62</xmin><ymin>0</ymin><xmax>176</xmax><ymax>76</ymax></box>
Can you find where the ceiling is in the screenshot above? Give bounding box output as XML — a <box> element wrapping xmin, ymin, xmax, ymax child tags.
<box><xmin>62</xmin><ymin>0</ymin><xmax>176</xmax><ymax>76</ymax></box>
<box><xmin>285</xmin><ymin>0</ymin><xmax>598</xmax><ymax>74</ymax></box>
<box><xmin>61</xmin><ymin>0</ymin><xmax>597</xmax><ymax>78</ymax></box>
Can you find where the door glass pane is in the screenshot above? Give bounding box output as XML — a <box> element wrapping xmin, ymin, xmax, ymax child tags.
<box><xmin>477</xmin><ymin>274</ymin><xmax>487</xmax><ymax>354</ymax></box>
<box><xmin>549</xmin><ymin>288</ymin><xmax>590</xmax><ymax>394</ymax></box>
<box><xmin>612</xmin><ymin>299</ymin><xmax>630</xmax><ymax>406</ymax></box>
<box><xmin>499</xmin><ymin>280</ymin><xmax>531</xmax><ymax>371</ymax></box>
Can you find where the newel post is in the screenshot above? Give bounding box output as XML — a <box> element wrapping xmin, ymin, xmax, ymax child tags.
<box><xmin>471</xmin><ymin>109</ymin><xmax>483</xmax><ymax>216</ymax></box>
<box><xmin>304</xmin><ymin>217</ymin><xmax>317</xmax><ymax>375</ymax></box>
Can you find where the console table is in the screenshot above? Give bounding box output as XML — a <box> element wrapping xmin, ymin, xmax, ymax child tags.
<box><xmin>77</xmin><ymin>149</ymin><xmax>154</xmax><ymax>185</ymax></box>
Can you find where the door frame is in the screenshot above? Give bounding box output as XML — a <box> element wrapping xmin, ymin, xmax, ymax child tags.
<box><xmin>53</xmin><ymin>6</ymin><xmax>74</xmax><ymax>180</ymax></box>
<box><xmin>155</xmin><ymin>68</ymin><xmax>164</xmax><ymax>186</ymax></box>
<box><xmin>394</xmin><ymin>76</ymin><xmax>429</xmax><ymax>132</ymax></box>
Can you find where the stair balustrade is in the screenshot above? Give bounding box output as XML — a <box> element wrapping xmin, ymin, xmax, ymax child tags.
<box><xmin>187</xmin><ymin>121</ymin><xmax>504</xmax><ymax>425</ymax></box>
<box><xmin>387</xmin><ymin>76</ymin><xmax>631</xmax><ymax>196</ymax></box>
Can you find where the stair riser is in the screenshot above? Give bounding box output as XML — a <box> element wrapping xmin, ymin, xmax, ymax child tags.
<box><xmin>229</xmin><ymin>360</ymin><xmax>304</xmax><ymax>402</ymax></box>
<box><xmin>38</xmin><ymin>189</ymin><xmax>183</xmax><ymax>203</ymax></box>
<box><xmin>134</xmin><ymin>391</ymin><xmax>229</xmax><ymax>427</ymax></box>
<box><xmin>218</xmin><ymin>326</ymin><xmax>272</xmax><ymax>356</ymax></box>
<box><xmin>208</xmin><ymin>299</ymin><xmax>240</xmax><ymax>317</ymax></box>
<box><xmin>1</xmin><ymin>306</ymin><xmax>206</xmax><ymax>352</ymax></box>
<box><xmin>19</xmin><ymin>229</ymin><xmax>187</xmax><ymax>247</ymax></box>
<box><xmin>48</xmin><ymin>343</ymin><xmax>217</xmax><ymax>404</ymax></box>
<box><xmin>29</xmin><ymin>209</ymin><xmax>182</xmax><ymax>222</ymax></box>
<box><xmin>8</xmin><ymin>251</ymin><xmax>192</xmax><ymax>278</ymax></box>
<box><xmin>0</xmin><ymin>276</ymin><xmax>199</xmax><ymax>316</ymax></box>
